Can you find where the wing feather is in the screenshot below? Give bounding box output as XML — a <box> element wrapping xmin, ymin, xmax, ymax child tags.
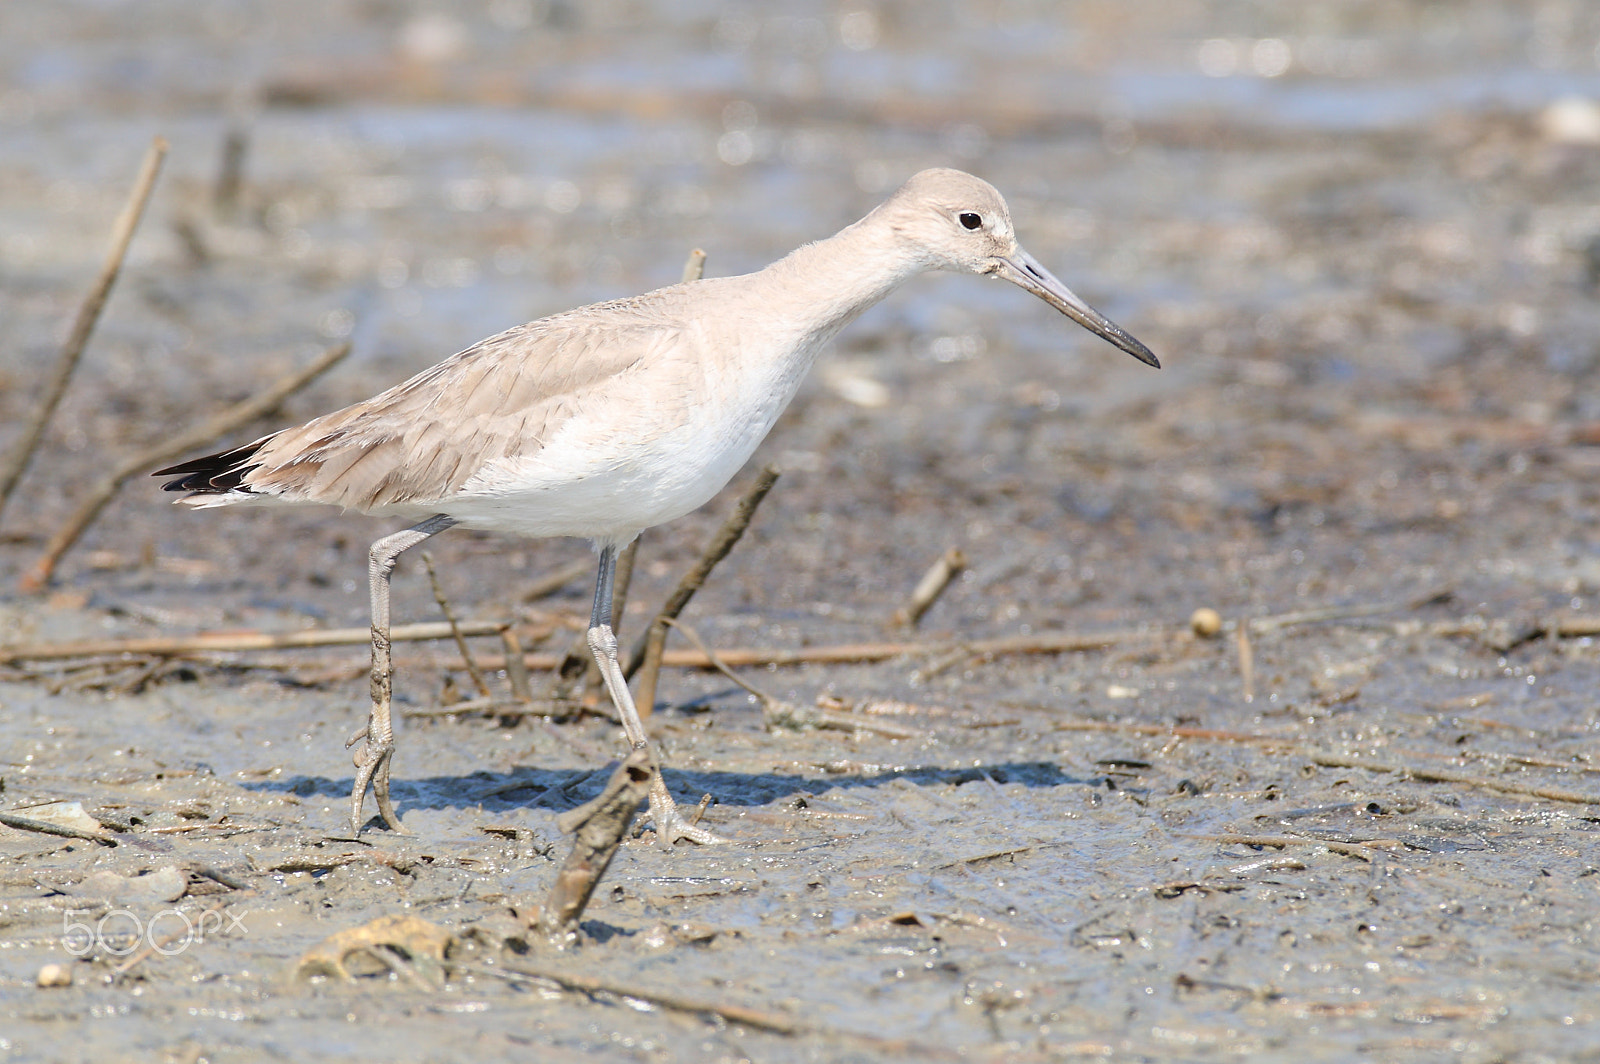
<box><xmin>221</xmin><ymin>297</ymin><xmax>687</xmax><ymax>512</ymax></box>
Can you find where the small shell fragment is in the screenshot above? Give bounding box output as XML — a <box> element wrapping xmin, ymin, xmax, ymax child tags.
<box><xmin>36</xmin><ymin>963</ymin><xmax>72</xmax><ymax>988</ymax></box>
<box><xmin>1190</xmin><ymin>607</ymin><xmax>1223</xmax><ymax>638</ymax></box>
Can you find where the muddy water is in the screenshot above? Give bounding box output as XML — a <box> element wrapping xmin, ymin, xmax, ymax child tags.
<box><xmin>4</xmin><ymin>2</ymin><xmax>1600</xmax><ymax>1060</ymax></box>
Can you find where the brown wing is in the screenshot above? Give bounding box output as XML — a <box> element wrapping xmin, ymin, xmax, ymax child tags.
<box><xmin>159</xmin><ymin>291</ymin><xmax>694</xmax><ymax>513</ymax></box>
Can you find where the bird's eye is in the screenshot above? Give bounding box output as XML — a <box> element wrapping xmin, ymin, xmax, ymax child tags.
<box><xmin>958</xmin><ymin>212</ymin><xmax>983</xmax><ymax>230</ymax></box>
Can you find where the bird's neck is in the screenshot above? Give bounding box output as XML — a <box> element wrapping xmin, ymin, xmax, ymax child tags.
<box><xmin>748</xmin><ymin>211</ymin><xmax>927</xmax><ymax>348</ymax></box>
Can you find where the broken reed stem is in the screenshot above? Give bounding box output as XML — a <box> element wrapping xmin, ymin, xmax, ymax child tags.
<box><xmin>627</xmin><ymin>465</ymin><xmax>780</xmax><ymax>716</ymax></box>
<box><xmin>213</xmin><ymin>126</ymin><xmax>248</xmax><ymax>218</ymax></box>
<box><xmin>113</xmin><ymin>900</ymin><xmax>230</xmax><ymax>978</ymax></box>
<box><xmin>665</xmin><ymin>617</ymin><xmax>919</xmax><ymax>737</ymax></box>
<box><xmin>0</xmin><ymin>617</ymin><xmax>515</xmax><ymax>664</ymax></box>
<box><xmin>3</xmin><ymin>623</ymin><xmax>1145</xmax><ymax>670</ymax></box>
<box><xmin>1245</xmin><ymin>586</ymin><xmax>1452</xmax><ymax>632</ymax></box>
<box><xmin>0</xmin><ymin>136</ymin><xmax>169</xmax><ymax>526</ymax></box>
<box><xmin>483</xmin><ymin>960</ymin><xmax>799</xmax><ymax>1035</ymax></box>
<box><xmin>479</xmin><ymin>956</ymin><xmax>947</xmax><ymax>1053</ymax></box>
<box><xmin>890</xmin><ymin>546</ymin><xmax>966</xmax><ymax>628</ymax></box>
<box><xmin>1549</xmin><ymin>615</ymin><xmax>1600</xmax><ymax>637</ymax></box>
<box><xmin>681</xmin><ymin>247</ymin><xmax>707</xmax><ymax>283</ymax></box>
<box><xmin>405</xmin><ymin>696</ymin><xmax>573</xmax><ymax>718</ymax></box>
<box><xmin>1236</xmin><ymin>620</ymin><xmax>1254</xmax><ymax>702</ymax></box>
<box><xmin>18</xmin><ymin>341</ymin><xmax>351</xmax><ymax>593</ymax></box>
<box><xmin>1040</xmin><ymin>713</ymin><xmax>1600</xmax><ymax>808</ymax></box>
<box><xmin>662</xmin><ymin>616</ymin><xmax>775</xmax><ymax>703</ymax></box>
<box><xmin>421</xmin><ymin>550</ymin><xmax>492</xmax><ymax>700</ymax></box>
<box><xmin>1045</xmin><ymin>717</ymin><xmax>1294</xmax><ymax>745</ymax></box>
<box><xmin>500</xmin><ymin>629</ymin><xmax>533</xmax><ymax>702</ymax></box>
<box><xmin>1307</xmin><ymin>752</ymin><xmax>1600</xmax><ymax>806</ymax></box>
<box><xmin>1202</xmin><ymin>833</ymin><xmax>1374</xmax><ymax>862</ymax></box>
<box><xmin>10</xmin><ymin>605</ymin><xmax>1600</xmax><ymax>677</ymax></box>
<box><xmin>0</xmin><ymin>810</ymin><xmax>116</xmax><ymax>845</ymax></box>
<box><xmin>539</xmin><ymin>747</ymin><xmax>653</xmax><ymax>941</ymax></box>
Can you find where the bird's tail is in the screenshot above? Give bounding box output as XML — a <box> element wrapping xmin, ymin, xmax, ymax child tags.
<box><xmin>152</xmin><ymin>439</ymin><xmax>268</xmax><ymax>505</ymax></box>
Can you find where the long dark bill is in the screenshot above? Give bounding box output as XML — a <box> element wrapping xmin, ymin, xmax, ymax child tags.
<box><xmin>995</xmin><ymin>249</ymin><xmax>1160</xmax><ymax>368</ymax></box>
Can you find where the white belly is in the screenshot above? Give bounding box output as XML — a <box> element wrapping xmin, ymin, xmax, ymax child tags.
<box><xmin>440</xmin><ymin>331</ymin><xmax>817</xmax><ymax>544</ymax></box>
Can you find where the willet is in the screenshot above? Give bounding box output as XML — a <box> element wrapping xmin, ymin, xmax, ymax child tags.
<box><xmin>155</xmin><ymin>168</ymin><xmax>1158</xmax><ymax>844</ymax></box>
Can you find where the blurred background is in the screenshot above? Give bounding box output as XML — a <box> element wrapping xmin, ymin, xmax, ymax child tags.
<box><xmin>4</xmin><ymin>0</ymin><xmax>1600</xmax><ymax>650</ymax></box>
<box><xmin>8</xmin><ymin>6</ymin><xmax>1600</xmax><ymax>1058</ymax></box>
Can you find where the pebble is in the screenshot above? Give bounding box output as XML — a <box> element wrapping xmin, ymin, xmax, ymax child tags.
<box><xmin>1190</xmin><ymin>607</ymin><xmax>1223</xmax><ymax>638</ymax></box>
<box><xmin>36</xmin><ymin>963</ymin><xmax>72</xmax><ymax>988</ymax></box>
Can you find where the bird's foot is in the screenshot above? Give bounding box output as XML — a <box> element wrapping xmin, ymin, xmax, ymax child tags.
<box><xmin>645</xmin><ymin>778</ymin><xmax>725</xmax><ymax>846</ymax></box>
<box><xmin>346</xmin><ymin>726</ymin><xmax>410</xmax><ymax>836</ymax></box>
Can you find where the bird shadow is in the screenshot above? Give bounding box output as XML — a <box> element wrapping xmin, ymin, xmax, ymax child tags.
<box><xmin>246</xmin><ymin>758</ymin><xmax>1098</xmax><ymax>823</ymax></box>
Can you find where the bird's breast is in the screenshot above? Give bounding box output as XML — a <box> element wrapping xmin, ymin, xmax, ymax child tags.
<box><xmin>441</xmin><ymin>328</ymin><xmax>819</xmax><ymax>541</ymax></box>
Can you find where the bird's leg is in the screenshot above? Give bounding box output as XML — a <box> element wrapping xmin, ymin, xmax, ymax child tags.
<box><xmin>348</xmin><ymin>514</ymin><xmax>456</xmax><ymax>835</ymax></box>
<box><xmin>586</xmin><ymin>544</ymin><xmax>725</xmax><ymax>846</ymax></box>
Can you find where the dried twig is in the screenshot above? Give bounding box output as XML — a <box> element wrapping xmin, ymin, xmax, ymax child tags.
<box><xmin>662</xmin><ymin>617</ymin><xmax>778</xmax><ymax>704</ymax></box>
<box><xmin>1</xmin><ymin>617</ymin><xmax>513</xmax><ymax>664</ymax></box>
<box><xmin>14</xmin><ymin>595</ymin><xmax>1588</xmax><ymax>679</ymax></box>
<box><xmin>402</xmin><ymin>696</ymin><xmax>571</xmax><ymax>718</ymax></box>
<box><xmin>1308</xmin><ymin>752</ymin><xmax>1600</xmax><ymax>806</ymax></box>
<box><xmin>1199</xmin><ymin>833</ymin><xmax>1374</xmax><ymax>862</ymax></box>
<box><xmin>1042</xmin><ymin>713</ymin><xmax>1600</xmax><ymax>806</ymax></box>
<box><xmin>539</xmin><ymin>748</ymin><xmax>653</xmax><ymax>941</ymax></box>
<box><xmin>666</xmin><ymin>618</ymin><xmax>920</xmax><ymax>737</ymax></box>
<box><xmin>1236</xmin><ymin>620</ymin><xmax>1255</xmax><ymax>702</ymax></box>
<box><xmin>628</xmin><ymin>465</ymin><xmax>780</xmax><ymax>715</ymax></box>
<box><xmin>264</xmin><ymin>850</ymin><xmax>415</xmax><ymax>875</ymax></box>
<box><xmin>0</xmin><ymin>136</ymin><xmax>169</xmax><ymax>524</ymax></box>
<box><xmin>213</xmin><ymin>126</ymin><xmax>248</xmax><ymax>218</ymax></box>
<box><xmin>483</xmin><ymin>960</ymin><xmax>799</xmax><ymax>1035</ymax></box>
<box><xmin>421</xmin><ymin>551</ymin><xmax>492</xmax><ymax>699</ymax></box>
<box><xmin>106</xmin><ymin>656</ymin><xmax>173</xmax><ymax>696</ymax></box>
<box><xmin>1044</xmin><ymin>715</ymin><xmax>1294</xmax><ymax>746</ymax></box>
<box><xmin>717</xmin><ymin>630</ymin><xmax>904</xmax><ymax>735</ymax></box>
<box><xmin>112</xmin><ymin>900</ymin><xmax>229</xmax><ymax>978</ymax></box>
<box><xmin>0</xmin><ymin>623</ymin><xmax>1267</xmax><ymax>676</ymax></box>
<box><xmin>1548</xmin><ymin>615</ymin><xmax>1600</xmax><ymax>637</ymax></box>
<box><xmin>788</xmin><ymin>701</ymin><xmax>922</xmax><ymax>739</ymax></box>
<box><xmin>500</xmin><ymin>629</ymin><xmax>533</xmax><ymax>702</ymax></box>
<box><xmin>474</xmin><ymin>956</ymin><xmax>956</xmax><ymax>1056</ymax></box>
<box><xmin>0</xmin><ymin>810</ymin><xmax>116</xmax><ymax>845</ymax></box>
<box><xmin>1245</xmin><ymin>587</ymin><xmax>1451</xmax><ymax>632</ymax></box>
<box><xmin>19</xmin><ymin>341</ymin><xmax>351</xmax><ymax>592</ymax></box>
<box><xmin>189</xmin><ymin>864</ymin><xmax>251</xmax><ymax>891</ymax></box>
<box><xmin>890</xmin><ymin>547</ymin><xmax>966</xmax><ymax>628</ymax></box>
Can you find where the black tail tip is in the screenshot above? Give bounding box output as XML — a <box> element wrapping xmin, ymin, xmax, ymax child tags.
<box><xmin>152</xmin><ymin>442</ymin><xmax>265</xmax><ymax>495</ymax></box>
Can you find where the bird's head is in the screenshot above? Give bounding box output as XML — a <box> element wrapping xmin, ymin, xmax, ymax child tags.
<box><xmin>881</xmin><ymin>168</ymin><xmax>1159</xmax><ymax>368</ymax></box>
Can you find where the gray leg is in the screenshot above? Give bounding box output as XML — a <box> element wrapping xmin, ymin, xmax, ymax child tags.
<box><xmin>587</xmin><ymin>544</ymin><xmax>724</xmax><ymax>845</ymax></box>
<box><xmin>348</xmin><ymin>513</ymin><xmax>456</xmax><ymax>834</ymax></box>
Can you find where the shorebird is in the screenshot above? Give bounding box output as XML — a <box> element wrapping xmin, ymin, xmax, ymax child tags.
<box><xmin>155</xmin><ymin>168</ymin><xmax>1158</xmax><ymax>844</ymax></box>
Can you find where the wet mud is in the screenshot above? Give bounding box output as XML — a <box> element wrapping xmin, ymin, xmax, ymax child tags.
<box><xmin>4</xmin><ymin>2</ymin><xmax>1600</xmax><ymax>1061</ymax></box>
